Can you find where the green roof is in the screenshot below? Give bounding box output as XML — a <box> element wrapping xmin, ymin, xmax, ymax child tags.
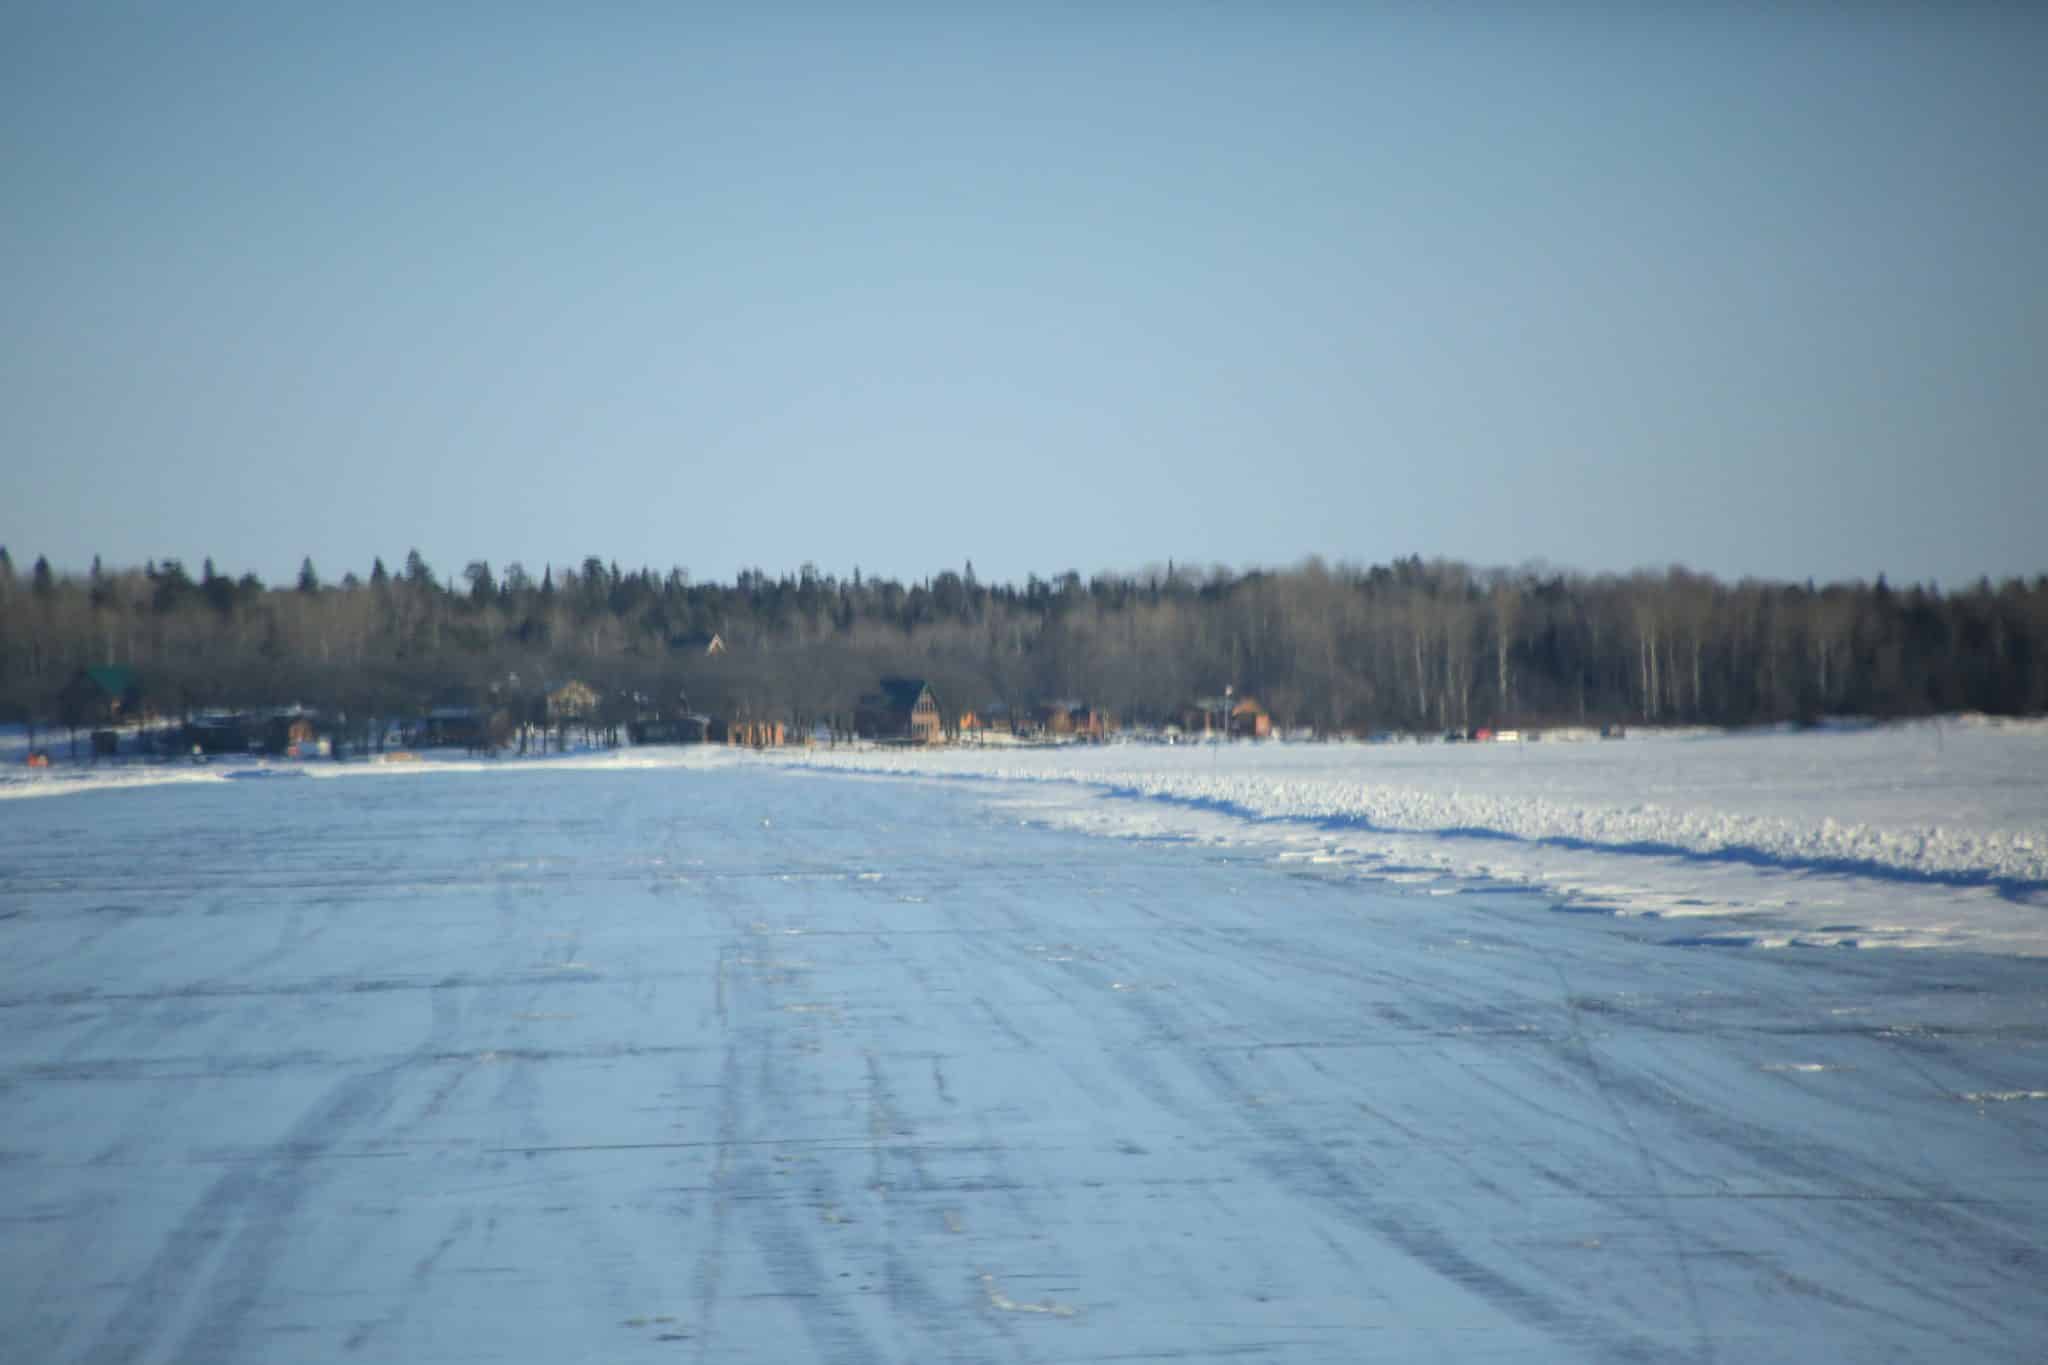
<box><xmin>876</xmin><ymin>677</ymin><xmax>932</xmax><ymax>710</ymax></box>
<box><xmin>80</xmin><ymin>665</ymin><xmax>139</xmax><ymax>697</ymax></box>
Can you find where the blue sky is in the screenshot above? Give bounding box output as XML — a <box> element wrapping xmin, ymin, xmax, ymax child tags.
<box><xmin>4</xmin><ymin>4</ymin><xmax>2043</xmax><ymax>589</ymax></box>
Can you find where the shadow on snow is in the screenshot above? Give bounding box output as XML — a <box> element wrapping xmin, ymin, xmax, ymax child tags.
<box><xmin>1090</xmin><ymin>783</ymin><xmax>2048</xmax><ymax>906</ymax></box>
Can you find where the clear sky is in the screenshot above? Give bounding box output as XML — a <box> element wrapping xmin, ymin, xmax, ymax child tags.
<box><xmin>4</xmin><ymin>4</ymin><xmax>2044</xmax><ymax>590</ymax></box>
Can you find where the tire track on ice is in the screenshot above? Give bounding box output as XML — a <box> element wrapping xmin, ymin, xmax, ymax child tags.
<box><xmin>1008</xmin><ymin>873</ymin><xmax>1687</xmax><ymax>1363</ymax></box>
<box><xmin>82</xmin><ymin>986</ymin><xmax>465</xmax><ymax>1364</ymax></box>
<box><xmin>1553</xmin><ymin>962</ymin><xmax>1715</xmax><ymax>1362</ymax></box>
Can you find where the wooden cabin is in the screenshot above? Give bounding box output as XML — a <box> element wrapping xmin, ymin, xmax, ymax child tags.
<box><xmin>855</xmin><ymin>677</ymin><xmax>943</xmax><ymax>744</ymax></box>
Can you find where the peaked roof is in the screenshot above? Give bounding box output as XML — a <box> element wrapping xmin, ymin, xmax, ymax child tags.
<box><xmin>876</xmin><ymin>677</ymin><xmax>933</xmax><ymax>710</ymax></box>
<box><xmin>74</xmin><ymin>665</ymin><xmax>139</xmax><ymax>697</ymax></box>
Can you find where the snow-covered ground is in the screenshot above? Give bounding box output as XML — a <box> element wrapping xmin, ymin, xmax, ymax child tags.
<box><xmin>762</xmin><ymin>721</ymin><xmax>2048</xmax><ymax>956</ymax></box>
<box><xmin>0</xmin><ymin>726</ymin><xmax>739</xmax><ymax>801</ymax></box>
<box><xmin>3</xmin><ymin>767</ymin><xmax>2045</xmax><ymax>1362</ymax></box>
<box><xmin>7</xmin><ymin>719</ymin><xmax>2045</xmax><ymax>954</ymax></box>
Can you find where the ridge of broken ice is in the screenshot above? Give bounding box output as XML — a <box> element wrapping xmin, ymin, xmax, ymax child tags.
<box><xmin>765</xmin><ymin>723</ymin><xmax>2048</xmax><ymax>956</ymax></box>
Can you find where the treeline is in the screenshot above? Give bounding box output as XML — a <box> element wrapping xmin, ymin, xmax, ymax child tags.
<box><xmin>2</xmin><ymin>546</ymin><xmax>2045</xmax><ymax>732</ymax></box>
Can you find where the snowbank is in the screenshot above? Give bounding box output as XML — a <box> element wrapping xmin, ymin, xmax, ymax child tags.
<box><xmin>0</xmin><ymin>730</ymin><xmax>740</xmax><ymax>801</ymax></box>
<box><xmin>764</xmin><ymin>723</ymin><xmax>2048</xmax><ymax>956</ymax></box>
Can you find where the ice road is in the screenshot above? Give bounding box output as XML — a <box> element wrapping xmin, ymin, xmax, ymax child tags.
<box><xmin>3</xmin><ymin>767</ymin><xmax>2044</xmax><ymax>1363</ymax></box>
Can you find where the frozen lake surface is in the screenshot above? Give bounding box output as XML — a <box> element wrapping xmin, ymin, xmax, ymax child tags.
<box><xmin>17</xmin><ymin>719</ymin><xmax>2043</xmax><ymax>954</ymax></box>
<box><xmin>4</xmin><ymin>767</ymin><xmax>2046</xmax><ymax>1362</ymax></box>
<box><xmin>767</xmin><ymin>722</ymin><xmax>2048</xmax><ymax>955</ymax></box>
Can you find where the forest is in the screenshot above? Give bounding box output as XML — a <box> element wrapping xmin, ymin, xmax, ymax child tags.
<box><xmin>2</xmin><ymin>547</ymin><xmax>2044</xmax><ymax>735</ymax></box>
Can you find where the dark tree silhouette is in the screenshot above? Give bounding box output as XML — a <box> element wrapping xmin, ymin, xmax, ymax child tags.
<box><xmin>1</xmin><ymin>553</ymin><xmax>2043</xmax><ymax>732</ymax></box>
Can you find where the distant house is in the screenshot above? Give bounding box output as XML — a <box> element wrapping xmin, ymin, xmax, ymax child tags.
<box><xmin>855</xmin><ymin>677</ymin><xmax>942</xmax><ymax>744</ymax></box>
<box><xmin>1033</xmin><ymin>701</ymin><xmax>1079</xmax><ymax>737</ymax></box>
<box><xmin>417</xmin><ymin>705</ymin><xmax>493</xmax><ymax>749</ymax></box>
<box><xmin>1182</xmin><ymin>694</ymin><xmax>1271</xmax><ymax>739</ymax></box>
<box><xmin>1229</xmin><ymin>697</ymin><xmax>1272</xmax><ymax>739</ymax></box>
<box><xmin>546</xmin><ymin>681</ymin><xmax>599</xmax><ymax>723</ymax></box>
<box><xmin>715</xmin><ymin>718</ymin><xmax>786</xmax><ymax>748</ymax></box>
<box><xmin>671</xmin><ymin>631</ymin><xmax>727</xmax><ymax>657</ymax></box>
<box><xmin>261</xmin><ymin>710</ymin><xmax>320</xmax><ymax>756</ymax></box>
<box><xmin>181</xmin><ymin>712</ymin><xmax>258</xmax><ymax>755</ymax></box>
<box><xmin>629</xmin><ymin>713</ymin><xmax>711</xmax><ymax>745</ymax></box>
<box><xmin>622</xmin><ymin>686</ymin><xmax>710</xmax><ymax>745</ymax></box>
<box><xmin>1068</xmin><ymin>706</ymin><xmax>1113</xmax><ymax>741</ymax></box>
<box><xmin>59</xmin><ymin>666</ymin><xmax>144</xmax><ymax>727</ymax></box>
<box><xmin>959</xmin><ymin>703</ymin><xmax>1015</xmax><ymax>739</ymax></box>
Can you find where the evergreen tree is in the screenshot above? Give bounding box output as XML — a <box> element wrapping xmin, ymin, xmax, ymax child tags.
<box><xmin>0</xmin><ymin>549</ymin><xmax>2044</xmax><ymax>727</ymax></box>
<box><xmin>298</xmin><ymin>557</ymin><xmax>321</xmax><ymax>593</ymax></box>
<box><xmin>201</xmin><ymin>558</ymin><xmax>236</xmax><ymax>614</ymax></box>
